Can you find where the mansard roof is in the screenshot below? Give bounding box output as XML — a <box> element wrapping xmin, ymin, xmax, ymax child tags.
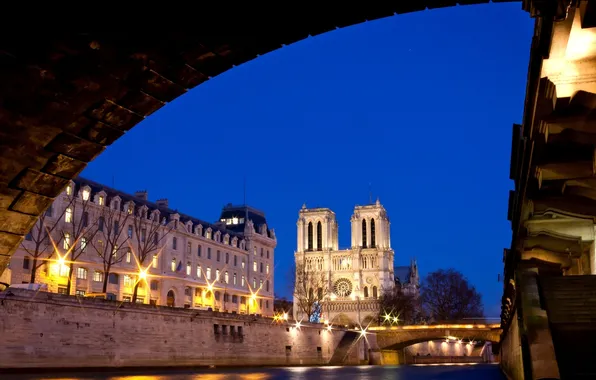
<box><xmin>218</xmin><ymin>203</ymin><xmax>272</xmax><ymax>238</ymax></box>
<box><xmin>73</xmin><ymin>177</ymin><xmax>246</xmax><ymax>240</ymax></box>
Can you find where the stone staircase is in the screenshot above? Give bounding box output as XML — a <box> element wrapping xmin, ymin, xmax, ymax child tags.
<box><xmin>328</xmin><ymin>331</ymin><xmax>360</xmax><ymax>365</ymax></box>
<box><xmin>539</xmin><ymin>275</ymin><xmax>596</xmax><ymax>379</ymax></box>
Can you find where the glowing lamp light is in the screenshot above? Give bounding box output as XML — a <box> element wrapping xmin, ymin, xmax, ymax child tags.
<box><xmin>360</xmin><ymin>329</ymin><xmax>367</xmax><ymax>337</ymax></box>
<box><xmin>283</xmin><ymin>312</ymin><xmax>288</xmax><ymax>321</ymax></box>
<box><xmin>295</xmin><ymin>321</ymin><xmax>302</xmax><ymax>329</ymax></box>
<box><xmin>138</xmin><ymin>269</ymin><xmax>147</xmax><ymax>280</ymax></box>
<box><xmin>324</xmin><ymin>319</ymin><xmax>329</xmax><ymax>325</ymax></box>
<box><xmin>251</xmin><ymin>293</ymin><xmax>257</xmax><ymax>302</ymax></box>
<box><xmin>384</xmin><ymin>314</ymin><xmax>391</xmax><ymax>321</ymax></box>
<box><xmin>327</xmin><ymin>325</ymin><xmax>332</xmax><ymax>332</ymax></box>
<box><xmin>393</xmin><ymin>316</ymin><xmax>399</xmax><ymax>323</ymax></box>
<box><xmin>207</xmin><ymin>284</ymin><xmax>214</xmax><ymax>292</ymax></box>
<box><xmin>57</xmin><ymin>256</ymin><xmax>65</xmax><ymax>266</ymax></box>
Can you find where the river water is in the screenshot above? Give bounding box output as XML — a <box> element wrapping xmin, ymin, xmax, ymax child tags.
<box><xmin>3</xmin><ymin>364</ymin><xmax>504</xmax><ymax>380</ymax></box>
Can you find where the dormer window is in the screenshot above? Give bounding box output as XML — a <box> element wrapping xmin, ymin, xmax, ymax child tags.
<box><xmin>98</xmin><ymin>195</ymin><xmax>105</xmax><ymax>206</ymax></box>
<box><xmin>66</xmin><ymin>184</ymin><xmax>72</xmax><ymax>196</ymax></box>
<box><xmin>81</xmin><ymin>188</ymin><xmax>90</xmax><ymax>201</ymax></box>
<box><xmin>232</xmin><ymin>217</ymin><xmax>238</xmax><ymax>224</ymax></box>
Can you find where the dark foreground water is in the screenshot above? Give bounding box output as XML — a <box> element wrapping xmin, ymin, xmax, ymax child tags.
<box><xmin>2</xmin><ymin>364</ymin><xmax>504</xmax><ymax>380</ymax></box>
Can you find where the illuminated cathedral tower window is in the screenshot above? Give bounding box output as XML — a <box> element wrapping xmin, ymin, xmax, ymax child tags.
<box><xmin>307</xmin><ymin>222</ymin><xmax>313</xmax><ymax>251</ymax></box>
<box><xmin>362</xmin><ymin>219</ymin><xmax>367</xmax><ymax>248</ymax></box>
<box><xmin>317</xmin><ymin>221</ymin><xmax>322</xmax><ymax>251</ymax></box>
<box><xmin>370</xmin><ymin>218</ymin><xmax>376</xmax><ymax>248</ymax></box>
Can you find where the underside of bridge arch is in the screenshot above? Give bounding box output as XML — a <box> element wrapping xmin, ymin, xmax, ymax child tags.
<box><xmin>0</xmin><ymin>1</ymin><xmax>519</xmax><ymax>274</ymax></box>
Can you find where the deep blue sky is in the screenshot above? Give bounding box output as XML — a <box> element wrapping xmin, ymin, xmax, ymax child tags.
<box><xmin>83</xmin><ymin>3</ymin><xmax>534</xmax><ymax>318</ymax></box>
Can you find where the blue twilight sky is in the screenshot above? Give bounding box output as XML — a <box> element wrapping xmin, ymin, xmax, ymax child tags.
<box><xmin>83</xmin><ymin>3</ymin><xmax>534</xmax><ymax>317</ymax></box>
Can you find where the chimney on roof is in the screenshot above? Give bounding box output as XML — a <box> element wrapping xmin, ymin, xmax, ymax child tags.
<box><xmin>156</xmin><ymin>198</ymin><xmax>169</xmax><ymax>209</ymax></box>
<box><xmin>134</xmin><ymin>190</ymin><xmax>148</xmax><ymax>201</ymax></box>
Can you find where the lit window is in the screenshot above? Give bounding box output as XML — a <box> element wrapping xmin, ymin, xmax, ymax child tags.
<box><xmin>171</xmin><ymin>259</ymin><xmax>176</xmax><ymax>272</ymax></box>
<box><xmin>127</xmin><ymin>205</ymin><xmax>133</xmax><ymax>214</ymax></box>
<box><xmin>63</xmin><ymin>232</ymin><xmax>71</xmax><ymax>250</ymax></box>
<box><xmin>260</xmin><ymin>279</ymin><xmax>263</xmax><ymax>289</ymax></box>
<box><xmin>224</xmin><ymin>271</ymin><xmax>229</xmax><ymax>284</ymax></box>
<box><xmin>233</xmin><ymin>273</ymin><xmax>237</xmax><ymax>285</ymax></box>
<box><xmin>242</xmin><ymin>260</ymin><xmax>245</xmax><ymax>269</ymax></box>
<box><xmin>76</xmin><ymin>267</ymin><xmax>87</xmax><ymax>279</ymax></box>
<box><xmin>226</xmin><ymin>218</ymin><xmax>232</xmax><ymax>225</ymax></box>
<box><xmin>242</xmin><ymin>275</ymin><xmax>245</xmax><ymax>287</ymax></box>
<box><xmin>206</xmin><ymin>267</ymin><xmax>212</xmax><ymax>280</ymax></box>
<box><xmin>266</xmin><ymin>264</ymin><xmax>269</xmax><ymax>274</ymax></box>
<box><xmin>112</xmin><ymin>245</ymin><xmax>118</xmax><ymax>257</ymax></box>
<box><xmin>253</xmin><ymin>247</ymin><xmax>257</xmax><ymax>255</ymax></box>
<box><xmin>253</xmin><ymin>261</ymin><xmax>257</xmax><ymax>272</ymax></box>
<box><xmin>253</xmin><ymin>278</ymin><xmax>257</xmax><ymax>289</ymax></box>
<box><xmin>65</xmin><ymin>208</ymin><xmax>72</xmax><ymax>223</ymax></box>
<box><xmin>82</xmin><ymin>188</ymin><xmax>90</xmax><ymax>201</ymax></box>
<box><xmin>93</xmin><ymin>271</ymin><xmax>103</xmax><ymax>282</ymax></box>
<box><xmin>186</xmin><ymin>262</ymin><xmax>191</xmax><ymax>276</ymax></box>
<box><xmin>126</xmin><ymin>250</ymin><xmax>131</xmax><ymax>263</ymax></box>
<box><xmin>216</xmin><ymin>269</ymin><xmax>220</xmax><ymax>282</ymax></box>
<box><xmin>239</xmin><ymin>218</ymin><xmax>244</xmax><ymax>224</ymax></box>
<box><xmin>232</xmin><ymin>217</ymin><xmax>238</xmax><ymax>224</ymax></box>
<box><xmin>66</xmin><ymin>184</ymin><xmax>72</xmax><ymax>195</ymax></box>
<box><xmin>124</xmin><ymin>274</ymin><xmax>134</xmax><ymax>287</ymax></box>
<box><xmin>152</xmin><ymin>255</ymin><xmax>158</xmax><ymax>268</ymax></box>
<box><xmin>98</xmin><ymin>195</ymin><xmax>105</xmax><ymax>206</ymax></box>
<box><xmin>80</xmin><ymin>237</ymin><xmax>87</xmax><ymax>252</ymax></box>
<box><xmin>59</xmin><ymin>264</ymin><xmax>69</xmax><ymax>277</ymax></box>
<box><xmin>127</xmin><ymin>225</ymin><xmax>133</xmax><ymax>238</ymax></box>
<box><xmin>197</xmin><ymin>265</ymin><xmax>202</xmax><ymax>278</ymax></box>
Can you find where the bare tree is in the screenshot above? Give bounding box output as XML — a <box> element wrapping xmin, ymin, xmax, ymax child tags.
<box><xmin>91</xmin><ymin>202</ymin><xmax>132</xmax><ymax>293</ymax></box>
<box><xmin>292</xmin><ymin>262</ymin><xmax>329</xmax><ymax>322</ymax></box>
<box><xmin>60</xmin><ymin>192</ymin><xmax>100</xmax><ymax>295</ymax></box>
<box><xmin>19</xmin><ymin>201</ymin><xmax>71</xmax><ymax>284</ymax></box>
<box><xmin>130</xmin><ymin>208</ymin><xmax>172</xmax><ymax>302</ymax></box>
<box><xmin>421</xmin><ymin>268</ymin><xmax>484</xmax><ymax>321</ymax></box>
<box><xmin>378</xmin><ymin>286</ymin><xmax>420</xmax><ymax>325</ymax></box>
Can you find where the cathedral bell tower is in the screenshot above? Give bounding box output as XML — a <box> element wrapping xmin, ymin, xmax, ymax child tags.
<box><xmin>297</xmin><ymin>204</ymin><xmax>338</xmax><ymax>252</ymax></box>
<box><xmin>350</xmin><ymin>198</ymin><xmax>391</xmax><ymax>250</ymax></box>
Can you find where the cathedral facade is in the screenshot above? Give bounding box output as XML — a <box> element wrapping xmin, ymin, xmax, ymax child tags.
<box><xmin>293</xmin><ymin>199</ymin><xmax>396</xmax><ymax>326</ymax></box>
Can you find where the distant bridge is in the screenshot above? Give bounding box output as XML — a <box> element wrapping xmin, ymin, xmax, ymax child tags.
<box><xmin>371</xmin><ymin>323</ymin><xmax>502</xmax><ymax>350</ymax></box>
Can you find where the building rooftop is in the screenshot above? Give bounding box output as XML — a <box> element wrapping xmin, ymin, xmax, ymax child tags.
<box><xmin>73</xmin><ymin>177</ymin><xmax>268</xmax><ymax>240</ymax></box>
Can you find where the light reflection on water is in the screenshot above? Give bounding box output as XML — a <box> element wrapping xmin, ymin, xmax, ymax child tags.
<box><xmin>7</xmin><ymin>364</ymin><xmax>504</xmax><ymax>380</ymax></box>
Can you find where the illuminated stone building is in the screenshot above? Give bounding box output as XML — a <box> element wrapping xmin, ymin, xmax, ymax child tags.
<box><xmin>6</xmin><ymin>177</ymin><xmax>276</xmax><ymax>316</ymax></box>
<box><xmin>293</xmin><ymin>199</ymin><xmax>397</xmax><ymax>325</ymax></box>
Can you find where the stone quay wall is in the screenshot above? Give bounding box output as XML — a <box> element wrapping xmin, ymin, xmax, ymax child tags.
<box><xmin>500</xmin><ymin>310</ymin><xmax>524</xmax><ymax>380</ymax></box>
<box><xmin>0</xmin><ymin>289</ymin><xmax>349</xmax><ymax>369</ymax></box>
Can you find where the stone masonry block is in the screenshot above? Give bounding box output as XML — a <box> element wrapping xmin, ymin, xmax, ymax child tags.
<box><xmin>0</xmin><ymin>210</ymin><xmax>38</xmax><ymax>236</ymax></box>
<box><xmin>14</xmin><ymin>168</ymin><xmax>69</xmax><ymax>198</ymax></box>
<box><xmin>11</xmin><ymin>191</ymin><xmax>54</xmax><ymax>216</ymax></box>
<box><xmin>0</xmin><ymin>253</ymin><xmax>10</xmax><ymax>275</ymax></box>
<box><xmin>45</xmin><ymin>133</ymin><xmax>104</xmax><ymax>163</ymax></box>
<box><xmin>0</xmin><ymin>184</ymin><xmax>21</xmax><ymax>210</ymax></box>
<box><xmin>0</xmin><ymin>230</ymin><xmax>24</xmax><ymax>255</ymax></box>
<box><xmin>44</xmin><ymin>154</ymin><xmax>87</xmax><ymax>179</ymax></box>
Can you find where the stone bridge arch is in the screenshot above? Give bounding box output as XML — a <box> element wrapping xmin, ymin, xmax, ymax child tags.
<box><xmin>375</xmin><ymin>326</ymin><xmax>502</xmax><ymax>350</ymax></box>
<box><xmin>0</xmin><ymin>1</ymin><xmax>523</xmax><ymax>273</ymax></box>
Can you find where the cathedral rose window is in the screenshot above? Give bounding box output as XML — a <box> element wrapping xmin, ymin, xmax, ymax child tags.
<box><xmin>334</xmin><ymin>278</ymin><xmax>353</xmax><ymax>298</ymax></box>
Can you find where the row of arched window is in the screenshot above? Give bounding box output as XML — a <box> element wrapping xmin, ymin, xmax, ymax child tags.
<box><xmin>306</xmin><ymin>221</ymin><xmax>323</xmax><ymax>251</ymax></box>
<box><xmin>361</xmin><ymin>218</ymin><xmax>376</xmax><ymax>248</ymax></box>
<box><xmin>363</xmin><ymin>286</ymin><xmax>378</xmax><ymax>299</ymax></box>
